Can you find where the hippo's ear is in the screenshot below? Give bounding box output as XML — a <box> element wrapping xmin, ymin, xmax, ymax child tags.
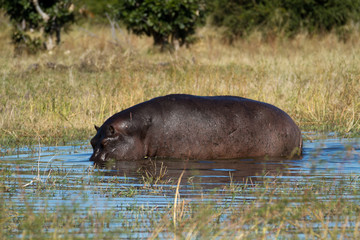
<box><xmin>94</xmin><ymin>125</ymin><xmax>100</xmax><ymax>131</ymax></box>
<box><xmin>108</xmin><ymin>125</ymin><xmax>115</xmax><ymax>135</ymax></box>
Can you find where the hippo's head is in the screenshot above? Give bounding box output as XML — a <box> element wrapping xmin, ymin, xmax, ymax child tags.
<box><xmin>89</xmin><ymin>115</ymin><xmax>150</xmax><ymax>164</ymax></box>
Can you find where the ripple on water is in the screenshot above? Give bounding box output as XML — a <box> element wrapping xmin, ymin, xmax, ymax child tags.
<box><xmin>1</xmin><ymin>136</ymin><xmax>360</xmax><ymax>237</ymax></box>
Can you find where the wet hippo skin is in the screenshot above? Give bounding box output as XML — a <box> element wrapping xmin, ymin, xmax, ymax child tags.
<box><xmin>90</xmin><ymin>94</ymin><xmax>302</xmax><ymax>163</ymax></box>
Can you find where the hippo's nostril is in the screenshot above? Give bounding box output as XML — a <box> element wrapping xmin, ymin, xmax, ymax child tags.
<box><xmin>89</xmin><ymin>148</ymin><xmax>102</xmax><ymax>162</ymax></box>
<box><xmin>100</xmin><ymin>152</ymin><xmax>108</xmax><ymax>162</ymax></box>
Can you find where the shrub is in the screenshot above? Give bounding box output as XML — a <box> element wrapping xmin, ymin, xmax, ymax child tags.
<box><xmin>76</xmin><ymin>0</ymin><xmax>118</xmax><ymax>21</ymax></box>
<box><xmin>209</xmin><ymin>0</ymin><xmax>360</xmax><ymax>42</ymax></box>
<box><xmin>0</xmin><ymin>0</ymin><xmax>75</xmax><ymax>54</ymax></box>
<box><xmin>116</xmin><ymin>0</ymin><xmax>206</xmax><ymax>51</ymax></box>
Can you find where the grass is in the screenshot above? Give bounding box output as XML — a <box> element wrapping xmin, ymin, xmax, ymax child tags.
<box><xmin>1</xmin><ymin>161</ymin><xmax>360</xmax><ymax>239</ymax></box>
<box><xmin>1</xmin><ymin>15</ymin><xmax>360</xmax><ymax>239</ymax></box>
<box><xmin>1</xmin><ymin>18</ymin><xmax>360</xmax><ymax>147</ymax></box>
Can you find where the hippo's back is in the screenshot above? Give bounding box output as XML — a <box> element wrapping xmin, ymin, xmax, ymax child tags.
<box><xmin>143</xmin><ymin>94</ymin><xmax>302</xmax><ymax>159</ymax></box>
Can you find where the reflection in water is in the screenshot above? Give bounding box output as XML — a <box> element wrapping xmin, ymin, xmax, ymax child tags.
<box><xmin>0</xmin><ymin>136</ymin><xmax>359</xmax><ymax>193</ymax></box>
<box><xmin>1</xmin><ymin>136</ymin><xmax>359</xmax><ymax>186</ymax></box>
<box><xmin>102</xmin><ymin>157</ymin><xmax>300</xmax><ymax>184</ymax></box>
<box><xmin>1</xmin><ymin>136</ymin><xmax>360</xmax><ymax>238</ymax></box>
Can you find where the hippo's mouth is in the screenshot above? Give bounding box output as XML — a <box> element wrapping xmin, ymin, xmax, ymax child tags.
<box><xmin>90</xmin><ymin>149</ymin><xmax>108</xmax><ymax>163</ymax></box>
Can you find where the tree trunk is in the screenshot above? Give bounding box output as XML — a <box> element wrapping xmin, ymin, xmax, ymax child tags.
<box><xmin>152</xmin><ymin>32</ymin><xmax>171</xmax><ymax>51</ymax></box>
<box><xmin>32</xmin><ymin>0</ymin><xmax>62</xmax><ymax>50</ymax></box>
<box><xmin>56</xmin><ymin>28</ymin><xmax>61</xmax><ymax>45</ymax></box>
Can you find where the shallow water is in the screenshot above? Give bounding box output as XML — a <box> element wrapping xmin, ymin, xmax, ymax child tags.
<box><xmin>2</xmin><ymin>135</ymin><xmax>360</xmax><ymax>203</ymax></box>
<box><xmin>1</xmin><ymin>135</ymin><xmax>360</xmax><ymax>237</ymax></box>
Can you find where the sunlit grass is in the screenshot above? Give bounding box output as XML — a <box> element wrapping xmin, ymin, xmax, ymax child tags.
<box><xmin>0</xmin><ymin>20</ymin><xmax>360</xmax><ymax>147</ymax></box>
<box><xmin>1</xmin><ymin>16</ymin><xmax>360</xmax><ymax>239</ymax></box>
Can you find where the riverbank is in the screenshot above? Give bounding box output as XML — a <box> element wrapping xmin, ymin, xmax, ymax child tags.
<box><xmin>1</xmin><ymin>23</ymin><xmax>360</xmax><ymax>147</ymax></box>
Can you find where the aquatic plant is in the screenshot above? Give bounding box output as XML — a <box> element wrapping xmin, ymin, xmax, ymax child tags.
<box><xmin>1</xmin><ymin>163</ymin><xmax>360</xmax><ymax>239</ymax></box>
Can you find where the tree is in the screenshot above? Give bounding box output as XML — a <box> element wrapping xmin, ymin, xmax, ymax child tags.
<box><xmin>209</xmin><ymin>0</ymin><xmax>360</xmax><ymax>42</ymax></box>
<box><xmin>116</xmin><ymin>0</ymin><xmax>206</xmax><ymax>51</ymax></box>
<box><xmin>0</xmin><ymin>0</ymin><xmax>75</xmax><ymax>54</ymax></box>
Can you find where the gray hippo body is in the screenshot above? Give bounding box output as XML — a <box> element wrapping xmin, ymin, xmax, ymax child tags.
<box><xmin>90</xmin><ymin>94</ymin><xmax>302</xmax><ymax>163</ymax></box>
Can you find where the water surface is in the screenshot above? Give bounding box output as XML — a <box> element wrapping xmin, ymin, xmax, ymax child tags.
<box><xmin>1</xmin><ymin>135</ymin><xmax>360</xmax><ymax>237</ymax></box>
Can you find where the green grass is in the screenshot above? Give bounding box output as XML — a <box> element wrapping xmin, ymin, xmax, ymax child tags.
<box><xmin>1</xmin><ymin>20</ymin><xmax>360</xmax><ymax>147</ymax></box>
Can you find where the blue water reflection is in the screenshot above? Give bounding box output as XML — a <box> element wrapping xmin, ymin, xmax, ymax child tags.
<box><xmin>1</xmin><ymin>135</ymin><xmax>360</xmax><ymax>211</ymax></box>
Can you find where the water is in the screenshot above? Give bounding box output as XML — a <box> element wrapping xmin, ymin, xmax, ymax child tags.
<box><xmin>1</xmin><ymin>135</ymin><xmax>360</xmax><ymax>238</ymax></box>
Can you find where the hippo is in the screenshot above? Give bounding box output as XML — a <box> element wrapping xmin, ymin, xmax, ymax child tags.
<box><xmin>90</xmin><ymin>94</ymin><xmax>302</xmax><ymax>164</ymax></box>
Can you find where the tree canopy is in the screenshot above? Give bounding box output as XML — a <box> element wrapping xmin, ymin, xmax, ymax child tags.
<box><xmin>116</xmin><ymin>0</ymin><xmax>206</xmax><ymax>50</ymax></box>
<box><xmin>210</xmin><ymin>0</ymin><xmax>360</xmax><ymax>42</ymax></box>
<box><xmin>0</xmin><ymin>0</ymin><xmax>75</xmax><ymax>53</ymax></box>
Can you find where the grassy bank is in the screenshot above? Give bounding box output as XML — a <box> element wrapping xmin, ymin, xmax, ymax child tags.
<box><xmin>1</xmin><ymin>21</ymin><xmax>360</xmax><ymax>147</ymax></box>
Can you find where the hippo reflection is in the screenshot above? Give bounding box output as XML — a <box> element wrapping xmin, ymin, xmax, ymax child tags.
<box><xmin>101</xmin><ymin>158</ymin><xmax>299</xmax><ymax>185</ymax></box>
<box><xmin>90</xmin><ymin>94</ymin><xmax>302</xmax><ymax>164</ymax></box>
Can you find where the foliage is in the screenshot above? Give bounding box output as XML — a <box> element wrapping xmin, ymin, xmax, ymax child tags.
<box><xmin>209</xmin><ymin>0</ymin><xmax>360</xmax><ymax>42</ymax></box>
<box><xmin>116</xmin><ymin>0</ymin><xmax>206</xmax><ymax>50</ymax></box>
<box><xmin>0</xmin><ymin>0</ymin><xmax>75</xmax><ymax>54</ymax></box>
<box><xmin>76</xmin><ymin>0</ymin><xmax>118</xmax><ymax>20</ymax></box>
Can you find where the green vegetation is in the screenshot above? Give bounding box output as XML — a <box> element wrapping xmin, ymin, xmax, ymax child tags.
<box><xmin>76</xmin><ymin>0</ymin><xmax>118</xmax><ymax>19</ymax></box>
<box><xmin>116</xmin><ymin>0</ymin><xmax>206</xmax><ymax>50</ymax></box>
<box><xmin>209</xmin><ymin>0</ymin><xmax>360</xmax><ymax>42</ymax></box>
<box><xmin>2</xmin><ymin>1</ymin><xmax>360</xmax><ymax>53</ymax></box>
<box><xmin>0</xmin><ymin>0</ymin><xmax>75</xmax><ymax>53</ymax></box>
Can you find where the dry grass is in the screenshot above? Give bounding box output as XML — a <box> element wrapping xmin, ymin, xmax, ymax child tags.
<box><xmin>0</xmin><ymin>21</ymin><xmax>360</xmax><ymax>146</ymax></box>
